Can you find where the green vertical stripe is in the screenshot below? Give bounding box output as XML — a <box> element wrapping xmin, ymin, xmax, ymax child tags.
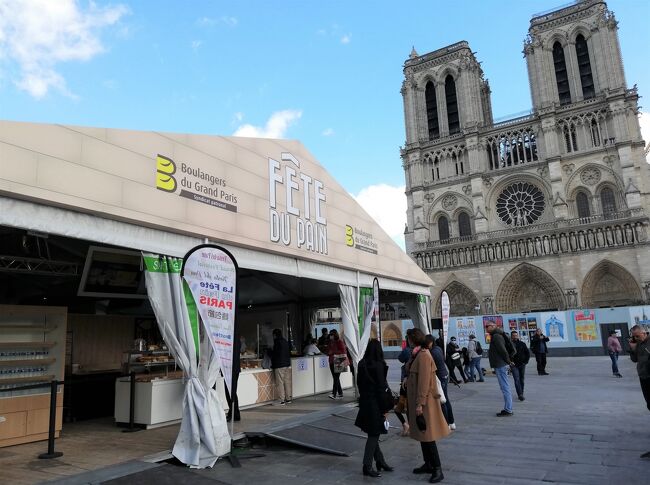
<box><xmin>358</xmin><ymin>287</ymin><xmax>372</xmax><ymax>336</ymax></box>
<box><xmin>183</xmin><ymin>279</ymin><xmax>200</xmax><ymax>362</ymax></box>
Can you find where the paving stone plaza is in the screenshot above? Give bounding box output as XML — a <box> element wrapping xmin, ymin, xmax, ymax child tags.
<box><xmin>26</xmin><ymin>356</ymin><xmax>648</xmax><ymax>485</ymax></box>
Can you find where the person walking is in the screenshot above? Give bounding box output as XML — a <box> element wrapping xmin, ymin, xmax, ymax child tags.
<box><xmin>629</xmin><ymin>324</ymin><xmax>650</xmax><ymax>459</ymax></box>
<box><xmin>317</xmin><ymin>327</ymin><xmax>329</xmax><ymax>352</ymax></box>
<box><xmin>510</xmin><ymin>331</ymin><xmax>530</xmax><ymax>401</ymax></box>
<box><xmin>607</xmin><ymin>330</ymin><xmax>623</xmax><ymax>378</ymax></box>
<box><xmin>271</xmin><ymin>328</ymin><xmax>292</xmax><ymax>405</ymax></box>
<box><xmin>394</xmin><ymin>328</ymin><xmax>414</xmax><ymax>436</ymax></box>
<box><xmin>354</xmin><ymin>339</ymin><xmax>393</xmax><ymax>478</ymax></box>
<box><xmin>328</xmin><ymin>329</ymin><xmax>347</xmax><ymax>399</ymax></box>
<box><xmin>486</xmin><ymin>322</ymin><xmax>514</xmax><ymax>416</ymax></box>
<box><xmin>445</xmin><ymin>337</ymin><xmax>468</xmax><ymax>384</ymax></box>
<box><xmin>467</xmin><ymin>334</ymin><xmax>484</xmax><ymax>382</ymax></box>
<box><xmin>530</xmin><ymin>328</ymin><xmax>550</xmax><ymax>375</ymax></box>
<box><xmin>629</xmin><ymin>324</ymin><xmax>650</xmax><ymax>411</ymax></box>
<box><xmin>406</xmin><ymin>328</ymin><xmax>450</xmax><ymax>483</ymax></box>
<box><xmin>426</xmin><ymin>334</ymin><xmax>456</xmax><ymax>431</ymax></box>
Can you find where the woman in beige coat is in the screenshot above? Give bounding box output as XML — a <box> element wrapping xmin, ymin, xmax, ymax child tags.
<box><xmin>406</xmin><ymin>328</ymin><xmax>450</xmax><ymax>483</ymax></box>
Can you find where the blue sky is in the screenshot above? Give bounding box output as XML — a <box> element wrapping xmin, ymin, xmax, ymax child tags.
<box><xmin>1</xmin><ymin>0</ymin><xmax>648</xmax><ymax>247</ymax></box>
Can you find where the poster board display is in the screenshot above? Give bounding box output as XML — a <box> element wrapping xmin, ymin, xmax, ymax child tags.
<box><xmin>574</xmin><ymin>310</ymin><xmax>598</xmax><ymax>341</ymax></box>
<box><xmin>482</xmin><ymin>315</ymin><xmax>503</xmax><ymax>343</ymax></box>
<box><xmin>539</xmin><ymin>312</ymin><xmax>568</xmax><ymax>343</ymax></box>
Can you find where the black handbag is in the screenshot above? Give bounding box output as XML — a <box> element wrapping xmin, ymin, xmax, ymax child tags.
<box><xmin>416</xmin><ymin>414</ymin><xmax>427</xmax><ymax>431</ymax></box>
<box><xmin>382</xmin><ymin>387</ymin><xmax>398</xmax><ymax>412</ymax></box>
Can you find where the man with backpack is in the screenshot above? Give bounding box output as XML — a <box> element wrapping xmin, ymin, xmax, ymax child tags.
<box><xmin>467</xmin><ymin>334</ymin><xmax>485</xmax><ymax>382</ymax></box>
<box><xmin>486</xmin><ymin>322</ymin><xmax>516</xmax><ymax>416</ymax></box>
<box><xmin>510</xmin><ymin>331</ymin><xmax>530</xmax><ymax>401</ymax></box>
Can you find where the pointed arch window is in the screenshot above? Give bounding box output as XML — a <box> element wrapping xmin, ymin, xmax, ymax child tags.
<box><xmin>458</xmin><ymin>212</ymin><xmax>472</xmax><ymax>237</ymax></box>
<box><xmin>553</xmin><ymin>42</ymin><xmax>571</xmax><ymax>105</ymax></box>
<box><xmin>438</xmin><ymin>215</ymin><xmax>450</xmax><ymax>241</ymax></box>
<box><xmin>425</xmin><ymin>81</ymin><xmax>440</xmax><ymax>140</ymax></box>
<box><xmin>575</xmin><ymin>34</ymin><xmax>594</xmax><ymax>100</ymax></box>
<box><xmin>432</xmin><ymin>156</ymin><xmax>440</xmax><ymax>181</ymax></box>
<box><xmin>576</xmin><ymin>191</ymin><xmax>591</xmax><ymax>219</ymax></box>
<box><xmin>600</xmin><ymin>187</ymin><xmax>617</xmax><ymax>216</ymax></box>
<box><xmin>563</xmin><ymin>125</ymin><xmax>578</xmax><ymax>153</ymax></box>
<box><xmin>445</xmin><ymin>75</ymin><xmax>460</xmax><ymax>134</ymax></box>
<box><xmin>590</xmin><ymin>119</ymin><xmax>601</xmax><ymax>147</ymax></box>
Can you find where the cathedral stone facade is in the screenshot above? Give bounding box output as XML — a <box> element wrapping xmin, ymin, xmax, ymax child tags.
<box><xmin>402</xmin><ymin>0</ymin><xmax>650</xmax><ymax>317</ymax></box>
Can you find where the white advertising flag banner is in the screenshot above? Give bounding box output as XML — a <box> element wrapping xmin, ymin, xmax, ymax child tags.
<box><xmin>183</xmin><ymin>245</ymin><xmax>238</xmax><ymax>394</ymax></box>
<box><xmin>441</xmin><ymin>291</ymin><xmax>450</xmax><ymax>345</ymax></box>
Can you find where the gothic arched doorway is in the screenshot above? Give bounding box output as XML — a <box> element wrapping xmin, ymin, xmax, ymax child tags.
<box><xmin>581</xmin><ymin>260</ymin><xmax>641</xmax><ymax>307</ymax></box>
<box><xmin>434</xmin><ymin>280</ymin><xmax>480</xmax><ymax>317</ymax></box>
<box><xmin>381</xmin><ymin>322</ymin><xmax>403</xmax><ymax>348</ymax></box>
<box><xmin>495</xmin><ymin>263</ymin><xmax>565</xmax><ymax>313</ymax></box>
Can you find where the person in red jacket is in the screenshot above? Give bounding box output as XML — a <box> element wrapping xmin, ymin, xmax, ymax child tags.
<box><xmin>328</xmin><ymin>329</ymin><xmax>347</xmax><ymax>399</ymax></box>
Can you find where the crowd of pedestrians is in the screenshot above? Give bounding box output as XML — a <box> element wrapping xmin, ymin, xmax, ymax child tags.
<box><xmin>265</xmin><ymin>322</ymin><xmax>649</xmax><ymax>481</ymax></box>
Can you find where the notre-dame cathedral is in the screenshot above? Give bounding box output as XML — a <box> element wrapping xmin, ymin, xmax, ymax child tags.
<box><xmin>402</xmin><ymin>0</ymin><xmax>649</xmax><ymax>317</ymax></box>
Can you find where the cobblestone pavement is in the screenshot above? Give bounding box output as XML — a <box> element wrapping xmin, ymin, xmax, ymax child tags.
<box><xmin>192</xmin><ymin>356</ymin><xmax>649</xmax><ymax>485</ymax></box>
<box><xmin>16</xmin><ymin>355</ymin><xmax>650</xmax><ymax>484</ymax></box>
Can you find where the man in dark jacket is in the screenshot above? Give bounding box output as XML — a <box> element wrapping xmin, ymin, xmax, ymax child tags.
<box><xmin>530</xmin><ymin>329</ymin><xmax>550</xmax><ymax>375</ymax></box>
<box><xmin>226</xmin><ymin>331</ymin><xmax>241</xmax><ymax>421</ymax></box>
<box><xmin>271</xmin><ymin>328</ymin><xmax>292</xmax><ymax>404</ymax></box>
<box><xmin>429</xmin><ymin>336</ymin><xmax>455</xmax><ymax>430</ymax></box>
<box><xmin>629</xmin><ymin>324</ymin><xmax>650</xmax><ymax>459</ymax></box>
<box><xmin>510</xmin><ymin>331</ymin><xmax>530</xmax><ymax>402</ymax></box>
<box><xmin>487</xmin><ymin>322</ymin><xmax>514</xmax><ymax>416</ymax></box>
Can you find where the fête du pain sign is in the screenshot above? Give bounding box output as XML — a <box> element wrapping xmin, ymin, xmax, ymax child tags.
<box><xmin>268</xmin><ymin>152</ymin><xmax>328</xmax><ymax>254</ymax></box>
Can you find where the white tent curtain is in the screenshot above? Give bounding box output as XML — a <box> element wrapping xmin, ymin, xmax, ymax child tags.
<box><xmin>143</xmin><ymin>253</ymin><xmax>227</xmax><ymax>468</ymax></box>
<box><xmin>309</xmin><ymin>309</ymin><xmax>318</xmax><ymax>338</ymax></box>
<box><xmin>404</xmin><ymin>294</ymin><xmax>431</xmax><ymax>334</ymax></box>
<box><xmin>198</xmin><ymin>330</ymin><xmax>231</xmax><ymax>460</ymax></box>
<box><xmin>337</xmin><ymin>284</ymin><xmax>360</xmax><ymax>367</ymax></box>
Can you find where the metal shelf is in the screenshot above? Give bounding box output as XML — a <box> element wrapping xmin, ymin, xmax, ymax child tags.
<box><xmin>1</xmin><ymin>325</ymin><xmax>58</xmax><ymax>332</ymax></box>
<box><xmin>0</xmin><ymin>358</ymin><xmax>56</xmax><ymax>367</ymax></box>
<box><xmin>0</xmin><ymin>342</ymin><xmax>57</xmax><ymax>349</ymax></box>
<box><xmin>0</xmin><ymin>374</ymin><xmax>56</xmax><ymax>385</ymax></box>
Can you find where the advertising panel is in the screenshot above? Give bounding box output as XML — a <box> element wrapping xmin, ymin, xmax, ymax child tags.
<box><xmin>539</xmin><ymin>312</ymin><xmax>568</xmax><ymax>343</ymax></box>
<box><xmin>573</xmin><ymin>310</ymin><xmax>598</xmax><ymax>341</ymax></box>
<box><xmin>183</xmin><ymin>244</ymin><xmax>238</xmax><ymax>393</ymax></box>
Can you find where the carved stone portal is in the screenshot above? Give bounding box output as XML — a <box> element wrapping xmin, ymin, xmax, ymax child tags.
<box><xmin>495</xmin><ymin>263</ymin><xmax>566</xmax><ymax>313</ymax></box>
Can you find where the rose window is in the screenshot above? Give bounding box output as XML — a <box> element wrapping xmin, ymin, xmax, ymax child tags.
<box><xmin>496</xmin><ymin>182</ymin><xmax>545</xmax><ymax>226</ymax></box>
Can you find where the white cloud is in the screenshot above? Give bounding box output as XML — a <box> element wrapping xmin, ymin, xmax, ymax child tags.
<box><xmin>197</xmin><ymin>16</ymin><xmax>238</xmax><ymax>27</ymax></box>
<box><xmin>639</xmin><ymin>112</ymin><xmax>650</xmax><ymax>163</ymax></box>
<box><xmin>354</xmin><ymin>184</ymin><xmax>407</xmax><ymax>250</ymax></box>
<box><xmin>340</xmin><ymin>34</ymin><xmax>351</xmax><ymax>44</ymax></box>
<box><xmin>233</xmin><ymin>110</ymin><xmax>302</xmax><ymax>138</ymax></box>
<box><xmin>322</xmin><ymin>128</ymin><xmax>334</xmax><ymax>136</ymax></box>
<box><xmin>0</xmin><ymin>0</ymin><xmax>128</xmax><ymax>98</ymax></box>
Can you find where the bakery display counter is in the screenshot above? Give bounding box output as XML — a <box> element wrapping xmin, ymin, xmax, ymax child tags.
<box><xmin>114</xmin><ymin>375</ymin><xmax>183</xmax><ymax>428</ymax></box>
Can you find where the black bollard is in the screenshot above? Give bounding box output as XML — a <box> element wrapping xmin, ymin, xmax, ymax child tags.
<box><xmin>122</xmin><ymin>372</ymin><xmax>141</xmax><ymax>433</ymax></box>
<box><xmin>38</xmin><ymin>380</ymin><xmax>63</xmax><ymax>459</ymax></box>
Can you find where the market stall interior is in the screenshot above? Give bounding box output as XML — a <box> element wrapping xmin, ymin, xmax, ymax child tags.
<box><xmin>1</xmin><ymin>226</ymin><xmax>414</xmax><ymax>444</ymax></box>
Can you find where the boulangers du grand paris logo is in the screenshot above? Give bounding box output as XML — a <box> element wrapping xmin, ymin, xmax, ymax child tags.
<box><xmin>155</xmin><ymin>154</ymin><xmax>238</xmax><ymax>213</ymax></box>
<box><xmin>345</xmin><ymin>225</ymin><xmax>378</xmax><ymax>254</ymax></box>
